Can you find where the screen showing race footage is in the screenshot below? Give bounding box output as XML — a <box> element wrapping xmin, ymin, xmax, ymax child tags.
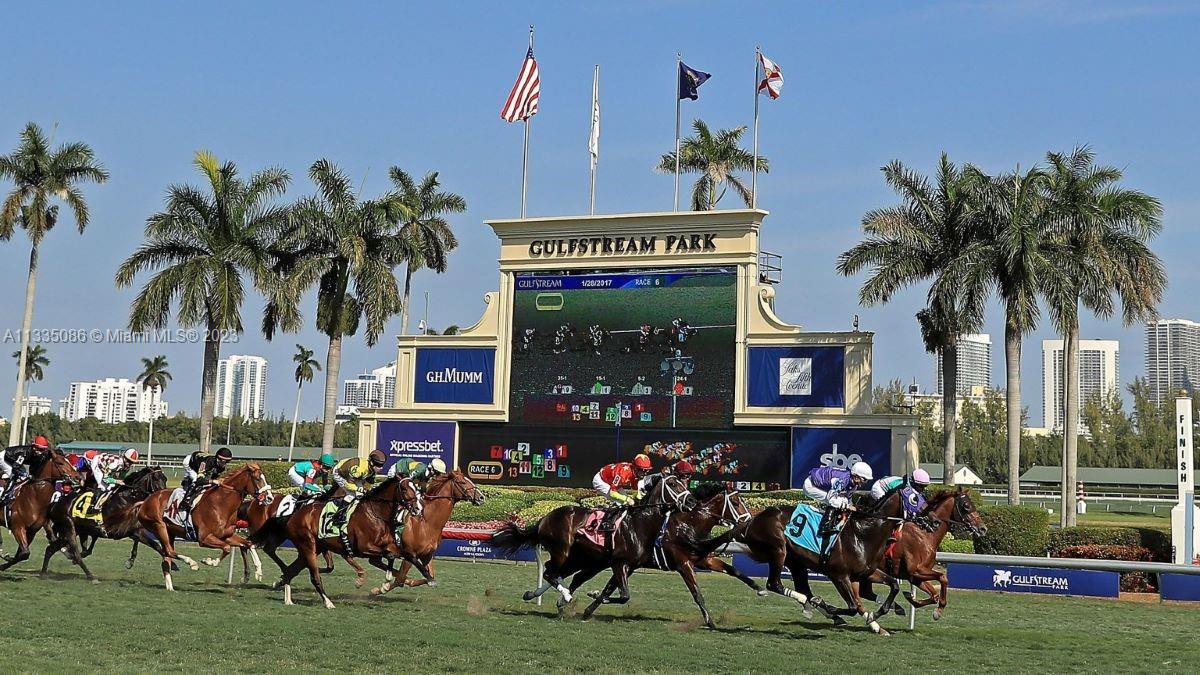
<box><xmin>509</xmin><ymin>267</ymin><xmax>736</xmax><ymax>429</ymax></box>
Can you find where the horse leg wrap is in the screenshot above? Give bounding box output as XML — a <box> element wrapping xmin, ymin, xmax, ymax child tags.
<box><xmin>555</xmin><ymin>583</ymin><xmax>573</xmax><ymax>604</ymax></box>
<box><xmin>862</xmin><ymin>611</ymin><xmax>882</xmax><ymax>633</ymax></box>
<box><xmin>785</xmin><ymin>589</ymin><xmax>808</xmax><ymax>604</ymax></box>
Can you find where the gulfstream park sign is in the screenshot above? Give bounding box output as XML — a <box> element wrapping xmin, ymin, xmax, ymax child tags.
<box><xmin>528</xmin><ymin>233</ymin><xmax>718</xmax><ymax>257</ymax></box>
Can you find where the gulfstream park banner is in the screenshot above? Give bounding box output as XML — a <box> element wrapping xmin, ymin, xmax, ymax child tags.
<box><xmin>460</xmin><ymin>423</ymin><xmax>791</xmax><ymax>490</ymax></box>
<box><xmin>747</xmin><ymin>346</ymin><xmax>845</xmax><ymax>408</ymax></box>
<box><xmin>790</xmin><ymin>426</ymin><xmax>891</xmax><ymax>486</ymax></box>
<box><xmin>413</xmin><ymin>347</ymin><xmax>496</xmax><ymax>404</ymax></box>
<box><xmin>375</xmin><ymin>420</ymin><xmax>456</xmax><ymax>474</ymax></box>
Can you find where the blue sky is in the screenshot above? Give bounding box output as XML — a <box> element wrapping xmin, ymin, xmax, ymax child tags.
<box><xmin>2</xmin><ymin>1</ymin><xmax>1197</xmax><ymax>424</ymax></box>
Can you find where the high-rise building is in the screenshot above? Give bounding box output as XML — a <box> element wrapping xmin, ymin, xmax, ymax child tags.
<box><xmin>215</xmin><ymin>354</ymin><xmax>268</xmax><ymax>420</ymax></box>
<box><xmin>11</xmin><ymin>395</ymin><xmax>52</xmax><ymax>416</ymax></box>
<box><xmin>341</xmin><ymin>362</ymin><xmax>397</xmax><ymax>415</ymax></box>
<box><xmin>1145</xmin><ymin>318</ymin><xmax>1200</xmax><ymax>404</ymax></box>
<box><xmin>936</xmin><ymin>333</ymin><xmax>992</xmax><ymax>394</ymax></box>
<box><xmin>1041</xmin><ymin>339</ymin><xmax>1120</xmax><ymax>433</ymax></box>
<box><xmin>62</xmin><ymin>378</ymin><xmax>168</xmax><ymax>424</ymax></box>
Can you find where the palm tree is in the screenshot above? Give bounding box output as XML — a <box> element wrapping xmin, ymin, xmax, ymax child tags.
<box><xmin>1</xmin><ymin>122</ymin><xmax>108</xmax><ymax>445</ymax></box>
<box><xmin>289</xmin><ymin>344</ymin><xmax>321</xmax><ymax>461</ymax></box>
<box><xmin>137</xmin><ymin>355</ymin><xmax>172</xmax><ymax>463</ymax></box>
<box><xmin>389</xmin><ymin>169</ymin><xmax>466</xmax><ymax>335</ymax></box>
<box><xmin>1041</xmin><ymin>147</ymin><xmax>1165</xmax><ymax>527</ymax></box>
<box><xmin>968</xmin><ymin>164</ymin><xmax>1059</xmax><ymax>504</ymax></box>
<box><xmin>655</xmin><ymin>119</ymin><xmax>767</xmax><ymax>210</ymax></box>
<box><xmin>265</xmin><ymin>159</ymin><xmax>414</xmax><ymax>453</ymax></box>
<box><xmin>443</xmin><ymin>325</ymin><xmax>461</xmax><ymax>336</ymax></box>
<box><xmin>837</xmin><ymin>154</ymin><xmax>986</xmax><ymax>484</ymax></box>
<box><xmin>11</xmin><ymin>344</ymin><xmax>48</xmax><ymax>444</ymax></box>
<box><xmin>115</xmin><ymin>151</ymin><xmax>290</xmax><ymax>454</ymax></box>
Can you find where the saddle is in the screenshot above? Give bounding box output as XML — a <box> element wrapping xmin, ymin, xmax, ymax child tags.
<box><xmin>578</xmin><ymin>508</ymin><xmax>626</xmax><ymax>549</ymax></box>
<box><xmin>70</xmin><ymin>489</ymin><xmax>107</xmax><ymax>524</ymax></box>
<box><xmin>0</xmin><ymin>477</ymin><xmax>29</xmax><ymax>505</ymax></box>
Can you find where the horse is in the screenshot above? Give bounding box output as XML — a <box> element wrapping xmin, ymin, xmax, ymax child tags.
<box><xmin>274</xmin><ymin>476</ymin><xmax>429</xmax><ymax>608</ymax></box>
<box><xmin>138</xmin><ymin>463</ymin><xmax>273</xmax><ymax>590</ymax></box>
<box><xmin>858</xmin><ymin>487</ymin><xmax>987</xmax><ymax>620</ymax></box>
<box><xmin>41</xmin><ymin>466</ymin><xmax>168</xmax><ymax>581</ymax></box>
<box><xmin>242</xmin><ymin>491</ymin><xmax>361</xmax><ymax>584</ymax></box>
<box><xmin>581</xmin><ymin>481</ymin><xmax>758</xmax><ymax>628</ymax></box>
<box><xmin>734</xmin><ymin>486</ymin><xmax>908</xmax><ymax>636</ymax></box>
<box><xmin>0</xmin><ymin>450</ymin><xmax>81</xmax><ymax>572</ymax></box>
<box><xmin>370</xmin><ymin>469</ymin><xmax>485</xmax><ymax>595</ymax></box>
<box><xmin>490</xmin><ymin>474</ymin><xmax>696</xmax><ymax>616</ymax></box>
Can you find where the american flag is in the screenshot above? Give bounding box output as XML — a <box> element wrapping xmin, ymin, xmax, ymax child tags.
<box><xmin>501</xmin><ymin>47</ymin><xmax>540</xmax><ymax>122</ymax></box>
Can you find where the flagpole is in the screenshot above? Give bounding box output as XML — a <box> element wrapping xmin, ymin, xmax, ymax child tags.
<box><xmin>752</xmin><ymin>46</ymin><xmax>761</xmax><ymax>209</ymax></box>
<box><xmin>521</xmin><ymin>25</ymin><xmax>534</xmax><ymax>219</ymax></box>
<box><xmin>674</xmin><ymin>53</ymin><xmax>682</xmax><ymax>212</ymax></box>
<box><xmin>590</xmin><ymin>64</ymin><xmax>599</xmax><ymax>215</ymax></box>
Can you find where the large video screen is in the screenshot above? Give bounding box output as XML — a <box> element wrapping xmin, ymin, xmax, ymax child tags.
<box><xmin>509</xmin><ymin>267</ymin><xmax>736</xmax><ymax>429</ymax></box>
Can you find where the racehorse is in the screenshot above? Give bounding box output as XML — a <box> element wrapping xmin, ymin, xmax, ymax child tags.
<box><xmin>274</xmin><ymin>476</ymin><xmax>428</xmax><ymax>608</ymax></box>
<box><xmin>242</xmin><ymin>492</ymin><xmax>361</xmax><ymax>584</ymax></box>
<box><xmin>581</xmin><ymin>481</ymin><xmax>758</xmax><ymax>628</ymax></box>
<box><xmin>41</xmin><ymin>467</ymin><xmax>168</xmax><ymax>581</ymax></box>
<box><xmin>370</xmin><ymin>469</ymin><xmax>486</xmax><ymax>595</ymax></box>
<box><xmin>0</xmin><ymin>450</ymin><xmax>81</xmax><ymax>572</ymax></box>
<box><xmin>138</xmin><ymin>463</ymin><xmax>273</xmax><ymax>590</ymax></box>
<box><xmin>734</xmin><ymin>486</ymin><xmax>908</xmax><ymax>636</ymax></box>
<box><xmin>858</xmin><ymin>487</ymin><xmax>986</xmax><ymax>620</ymax></box>
<box><xmin>491</xmin><ymin>474</ymin><xmax>696</xmax><ymax>616</ymax></box>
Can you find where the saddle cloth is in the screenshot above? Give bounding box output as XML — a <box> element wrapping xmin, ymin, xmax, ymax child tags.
<box><xmin>784</xmin><ymin>503</ymin><xmax>840</xmax><ymax>555</ymax></box>
<box><xmin>578</xmin><ymin>509</ymin><xmax>626</xmax><ymax>548</ymax></box>
<box><xmin>70</xmin><ymin>490</ymin><xmax>106</xmax><ymax>523</ymax></box>
<box><xmin>318</xmin><ymin>499</ymin><xmax>361</xmax><ymax>540</ymax></box>
<box><xmin>163</xmin><ymin>487</ymin><xmax>209</xmax><ymax>529</ymax></box>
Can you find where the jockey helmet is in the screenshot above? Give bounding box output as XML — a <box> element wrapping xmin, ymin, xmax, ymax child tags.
<box><xmin>319</xmin><ymin>453</ymin><xmax>336</xmax><ymax>468</ymax></box>
<box><xmin>633</xmin><ymin>454</ymin><xmax>652</xmax><ymax>470</ymax></box>
<box><xmin>409</xmin><ymin>461</ymin><xmax>428</xmax><ymax>479</ymax></box>
<box><xmin>850</xmin><ymin>461</ymin><xmax>873</xmax><ymax>481</ymax></box>
<box><xmin>32</xmin><ymin>435</ymin><xmax>50</xmax><ymax>450</ymax></box>
<box><xmin>673</xmin><ymin>460</ymin><xmax>695</xmax><ymax>476</ymax></box>
<box><xmin>368</xmin><ymin>450</ymin><xmax>387</xmax><ymax>466</ymax></box>
<box><xmin>429</xmin><ymin>458</ymin><xmax>447</xmax><ymax>474</ymax></box>
<box><xmin>911</xmin><ymin>468</ymin><xmax>931</xmax><ymax>486</ymax></box>
<box><xmin>215</xmin><ymin>447</ymin><xmax>233</xmax><ymax>461</ymax></box>
<box><xmin>123</xmin><ymin>448</ymin><xmax>140</xmax><ymax>463</ymax></box>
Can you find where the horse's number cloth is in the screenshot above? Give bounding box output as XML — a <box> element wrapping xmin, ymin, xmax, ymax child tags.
<box><xmin>318</xmin><ymin>500</ymin><xmax>360</xmax><ymax>539</ymax></box>
<box><xmin>578</xmin><ymin>509</ymin><xmax>626</xmax><ymax>548</ymax></box>
<box><xmin>70</xmin><ymin>490</ymin><xmax>104</xmax><ymax>523</ymax></box>
<box><xmin>784</xmin><ymin>503</ymin><xmax>839</xmax><ymax>555</ymax></box>
<box><xmin>274</xmin><ymin>494</ymin><xmax>297</xmax><ymax>519</ymax></box>
<box><xmin>163</xmin><ymin>487</ymin><xmax>206</xmax><ymax>528</ymax></box>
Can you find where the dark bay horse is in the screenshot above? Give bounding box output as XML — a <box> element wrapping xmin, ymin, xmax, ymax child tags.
<box><xmin>0</xmin><ymin>451</ymin><xmax>81</xmax><ymax>572</ymax></box>
<box><xmin>491</xmin><ymin>474</ymin><xmax>696</xmax><ymax>615</ymax></box>
<box><xmin>735</xmin><ymin>487</ymin><xmax>908</xmax><ymax>636</ymax></box>
<box><xmin>41</xmin><ymin>467</ymin><xmax>168</xmax><ymax>581</ymax></box>
<box><xmin>859</xmin><ymin>487</ymin><xmax>986</xmax><ymax>620</ymax></box>
<box><xmin>583</xmin><ymin>482</ymin><xmax>758</xmax><ymax>628</ymax></box>
<box><xmin>243</xmin><ymin>491</ymin><xmax>364</xmax><ymax>586</ymax></box>
<box><xmin>276</xmin><ymin>476</ymin><xmax>429</xmax><ymax>608</ymax></box>
<box><xmin>371</xmin><ymin>470</ymin><xmax>486</xmax><ymax>595</ymax></box>
<box><xmin>138</xmin><ymin>463</ymin><xmax>273</xmax><ymax>590</ymax></box>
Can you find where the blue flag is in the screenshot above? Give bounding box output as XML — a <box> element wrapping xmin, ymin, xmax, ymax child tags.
<box><xmin>678</xmin><ymin>62</ymin><xmax>711</xmax><ymax>100</ymax></box>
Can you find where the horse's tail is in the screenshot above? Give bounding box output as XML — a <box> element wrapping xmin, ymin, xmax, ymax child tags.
<box><xmin>676</xmin><ymin>522</ymin><xmax>746</xmax><ymax>560</ymax></box>
<box><xmin>490</xmin><ymin>520</ymin><xmax>541</xmax><ymax>556</ymax></box>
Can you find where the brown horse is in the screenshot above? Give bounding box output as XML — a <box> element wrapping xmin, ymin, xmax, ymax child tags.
<box><xmin>859</xmin><ymin>487</ymin><xmax>986</xmax><ymax>620</ymax></box>
<box><xmin>734</xmin><ymin>486</ymin><xmax>908</xmax><ymax>636</ymax></box>
<box><xmin>41</xmin><ymin>467</ymin><xmax>169</xmax><ymax>581</ymax></box>
<box><xmin>370</xmin><ymin>470</ymin><xmax>486</xmax><ymax>595</ymax></box>
<box><xmin>0</xmin><ymin>451</ymin><xmax>81</xmax><ymax>572</ymax></box>
<box><xmin>491</xmin><ymin>474</ymin><xmax>696</xmax><ymax>615</ymax></box>
<box><xmin>243</xmin><ymin>492</ymin><xmax>367</xmax><ymax>586</ymax></box>
<box><xmin>138</xmin><ymin>463</ymin><xmax>273</xmax><ymax>590</ymax></box>
<box><xmin>276</xmin><ymin>476</ymin><xmax>429</xmax><ymax>608</ymax></box>
<box><xmin>579</xmin><ymin>481</ymin><xmax>758</xmax><ymax>627</ymax></box>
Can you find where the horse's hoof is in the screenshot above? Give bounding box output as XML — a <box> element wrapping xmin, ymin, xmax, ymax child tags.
<box><xmin>587</xmin><ymin>590</ymin><xmax>600</xmax><ymax>599</ymax></box>
<box><xmin>522</xmin><ymin>591</ymin><xmax>536</xmax><ymax>602</ymax></box>
<box><xmin>756</xmin><ymin>589</ymin><xmax>769</xmax><ymax>597</ymax></box>
<box><xmin>831</xmin><ymin>616</ymin><xmax>848</xmax><ymax>627</ymax></box>
<box><xmin>89</xmin><ymin>578</ymin><xmax>100</xmax><ymax>585</ymax></box>
<box><xmin>802</xmin><ymin>603</ymin><xmax>814</xmax><ymax>620</ymax></box>
<box><xmin>323</xmin><ymin>599</ymin><xmax>336</xmax><ymax>610</ymax></box>
<box><xmin>426</xmin><ymin>580</ymin><xmax>438</xmax><ymax>589</ymax></box>
<box><xmin>283</xmin><ymin>599</ymin><xmax>294</xmax><ymax>606</ymax></box>
<box><xmin>933</xmin><ymin>609</ymin><xmax>943</xmax><ymax>621</ymax></box>
<box><xmin>370</xmin><ymin>587</ymin><xmax>383</xmax><ymax>596</ymax></box>
<box><xmin>893</xmin><ymin>605</ymin><xmax>906</xmax><ymax>617</ymax></box>
<box><xmin>354</xmin><ymin>576</ymin><xmax>366</xmax><ymax>589</ymax></box>
<box><xmin>125</xmin><ymin>560</ymin><xmax>135</xmax><ymax>570</ymax></box>
<box><xmin>202</xmin><ymin>558</ymin><xmax>220</xmax><ymax>567</ymax></box>
<box><xmin>877</xmin><ymin>627</ymin><xmax>891</xmax><ymax>637</ymax></box>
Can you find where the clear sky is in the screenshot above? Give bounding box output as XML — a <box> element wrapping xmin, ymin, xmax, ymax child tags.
<box><xmin>2</xmin><ymin>1</ymin><xmax>1197</xmax><ymax>424</ymax></box>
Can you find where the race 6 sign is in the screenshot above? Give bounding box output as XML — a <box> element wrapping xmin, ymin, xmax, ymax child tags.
<box><xmin>375</xmin><ymin>421</ymin><xmax>456</xmax><ymax>473</ymax></box>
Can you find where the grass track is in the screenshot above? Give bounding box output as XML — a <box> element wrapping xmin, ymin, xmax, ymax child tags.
<box><xmin>2</xmin><ymin>540</ymin><xmax>1197</xmax><ymax>673</ymax></box>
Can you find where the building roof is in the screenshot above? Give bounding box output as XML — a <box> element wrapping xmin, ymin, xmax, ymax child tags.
<box><xmin>919</xmin><ymin>463</ymin><xmax>977</xmax><ymax>476</ymax></box>
<box><xmin>1019</xmin><ymin>465</ymin><xmax>1199</xmax><ymax>487</ymax></box>
<box><xmin>56</xmin><ymin>441</ymin><xmax>355</xmax><ymax>461</ymax></box>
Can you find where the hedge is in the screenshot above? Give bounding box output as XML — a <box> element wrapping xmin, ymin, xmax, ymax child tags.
<box><xmin>515</xmin><ymin>500</ymin><xmax>578</xmax><ymax>523</ymax></box>
<box><xmin>938</xmin><ymin>535</ymin><xmax>975</xmax><ymax>554</ymax></box>
<box><xmin>1054</xmin><ymin>544</ymin><xmax>1158</xmax><ymax>592</ymax></box>
<box><xmin>1049</xmin><ymin>526</ymin><xmax>1172</xmax><ymax>562</ymax></box>
<box><xmin>974</xmin><ymin>505</ymin><xmax>1049</xmax><ymax>557</ymax></box>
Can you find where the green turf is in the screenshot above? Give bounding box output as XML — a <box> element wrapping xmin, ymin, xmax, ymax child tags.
<box><xmin>1</xmin><ymin>540</ymin><xmax>1196</xmax><ymax>673</ymax></box>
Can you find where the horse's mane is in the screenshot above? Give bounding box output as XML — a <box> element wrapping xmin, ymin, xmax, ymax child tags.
<box><xmin>861</xmin><ymin>482</ymin><xmax>907</xmax><ymax>517</ymax></box>
<box><xmin>364</xmin><ymin>475</ymin><xmax>406</xmax><ymax>500</ymax></box>
<box><xmin>690</xmin><ymin>482</ymin><xmax>726</xmax><ymax>502</ymax></box>
<box><xmin>924</xmin><ymin>490</ymin><xmax>955</xmax><ymax>508</ymax></box>
<box><xmin>425</xmin><ymin>472</ymin><xmax>454</xmax><ymax>494</ymax></box>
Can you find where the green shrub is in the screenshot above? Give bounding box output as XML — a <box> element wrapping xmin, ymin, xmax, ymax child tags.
<box><xmin>743</xmin><ymin>497</ymin><xmax>797</xmax><ymax>512</ymax></box>
<box><xmin>451</xmin><ymin>497</ymin><xmax>523</xmax><ymax>523</ymax></box>
<box><xmin>1049</xmin><ymin>526</ymin><xmax>1171</xmax><ymax>562</ymax></box>
<box><xmin>938</xmin><ymin>536</ymin><xmax>975</xmax><ymax>554</ymax></box>
<box><xmin>974</xmin><ymin>504</ymin><xmax>1049</xmax><ymax>557</ymax></box>
<box><xmin>515</xmin><ymin>500</ymin><xmax>577</xmax><ymax>523</ymax></box>
<box><xmin>232</xmin><ymin>461</ymin><xmax>295</xmax><ymax>492</ymax></box>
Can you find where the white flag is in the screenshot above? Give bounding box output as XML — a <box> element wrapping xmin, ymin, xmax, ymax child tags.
<box><xmin>588</xmin><ymin>66</ymin><xmax>600</xmax><ymax>159</ymax></box>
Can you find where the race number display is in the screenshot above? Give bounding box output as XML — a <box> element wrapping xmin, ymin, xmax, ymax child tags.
<box><xmin>509</xmin><ymin>267</ymin><xmax>736</xmax><ymax>429</ymax></box>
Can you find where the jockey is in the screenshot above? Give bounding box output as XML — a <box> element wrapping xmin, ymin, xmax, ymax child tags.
<box><xmin>804</xmin><ymin>461</ymin><xmax>873</xmax><ymax>512</ymax></box>
<box><xmin>84</xmin><ymin>448</ymin><xmax>139</xmax><ymax>493</ymax></box>
<box><xmin>329</xmin><ymin>450</ymin><xmax>387</xmax><ymax>528</ymax></box>
<box><xmin>638</xmin><ymin>459</ymin><xmax>695</xmax><ymax>496</ymax></box>
<box><xmin>386</xmin><ymin>456</ymin><xmax>427</xmax><ymax>480</ymax></box>
<box><xmin>592</xmin><ymin>453</ymin><xmax>652</xmax><ymax>505</ymax></box>
<box><xmin>0</xmin><ymin>435</ymin><xmax>48</xmax><ymax>499</ymax></box>
<box><xmin>288</xmin><ymin>454</ymin><xmax>335</xmax><ymax>496</ymax></box>
<box><xmin>179</xmin><ymin>447</ymin><xmax>234</xmax><ymax>522</ymax></box>
<box><xmin>870</xmin><ymin>468</ymin><xmax>932</xmax><ymax>519</ymax></box>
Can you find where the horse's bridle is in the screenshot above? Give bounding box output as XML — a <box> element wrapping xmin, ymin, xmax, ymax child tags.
<box><xmin>425</xmin><ymin>474</ymin><xmax>485</xmax><ymax>505</ymax></box>
<box><xmin>694</xmin><ymin>489</ymin><xmax>751</xmax><ymax>526</ymax></box>
<box><xmin>657</xmin><ymin>476</ymin><xmax>694</xmax><ymax>511</ymax></box>
<box><xmin>397</xmin><ymin>477</ymin><xmax>423</xmax><ymax>516</ymax></box>
<box><xmin>950</xmin><ymin>492</ymin><xmax>984</xmax><ymax>536</ymax></box>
